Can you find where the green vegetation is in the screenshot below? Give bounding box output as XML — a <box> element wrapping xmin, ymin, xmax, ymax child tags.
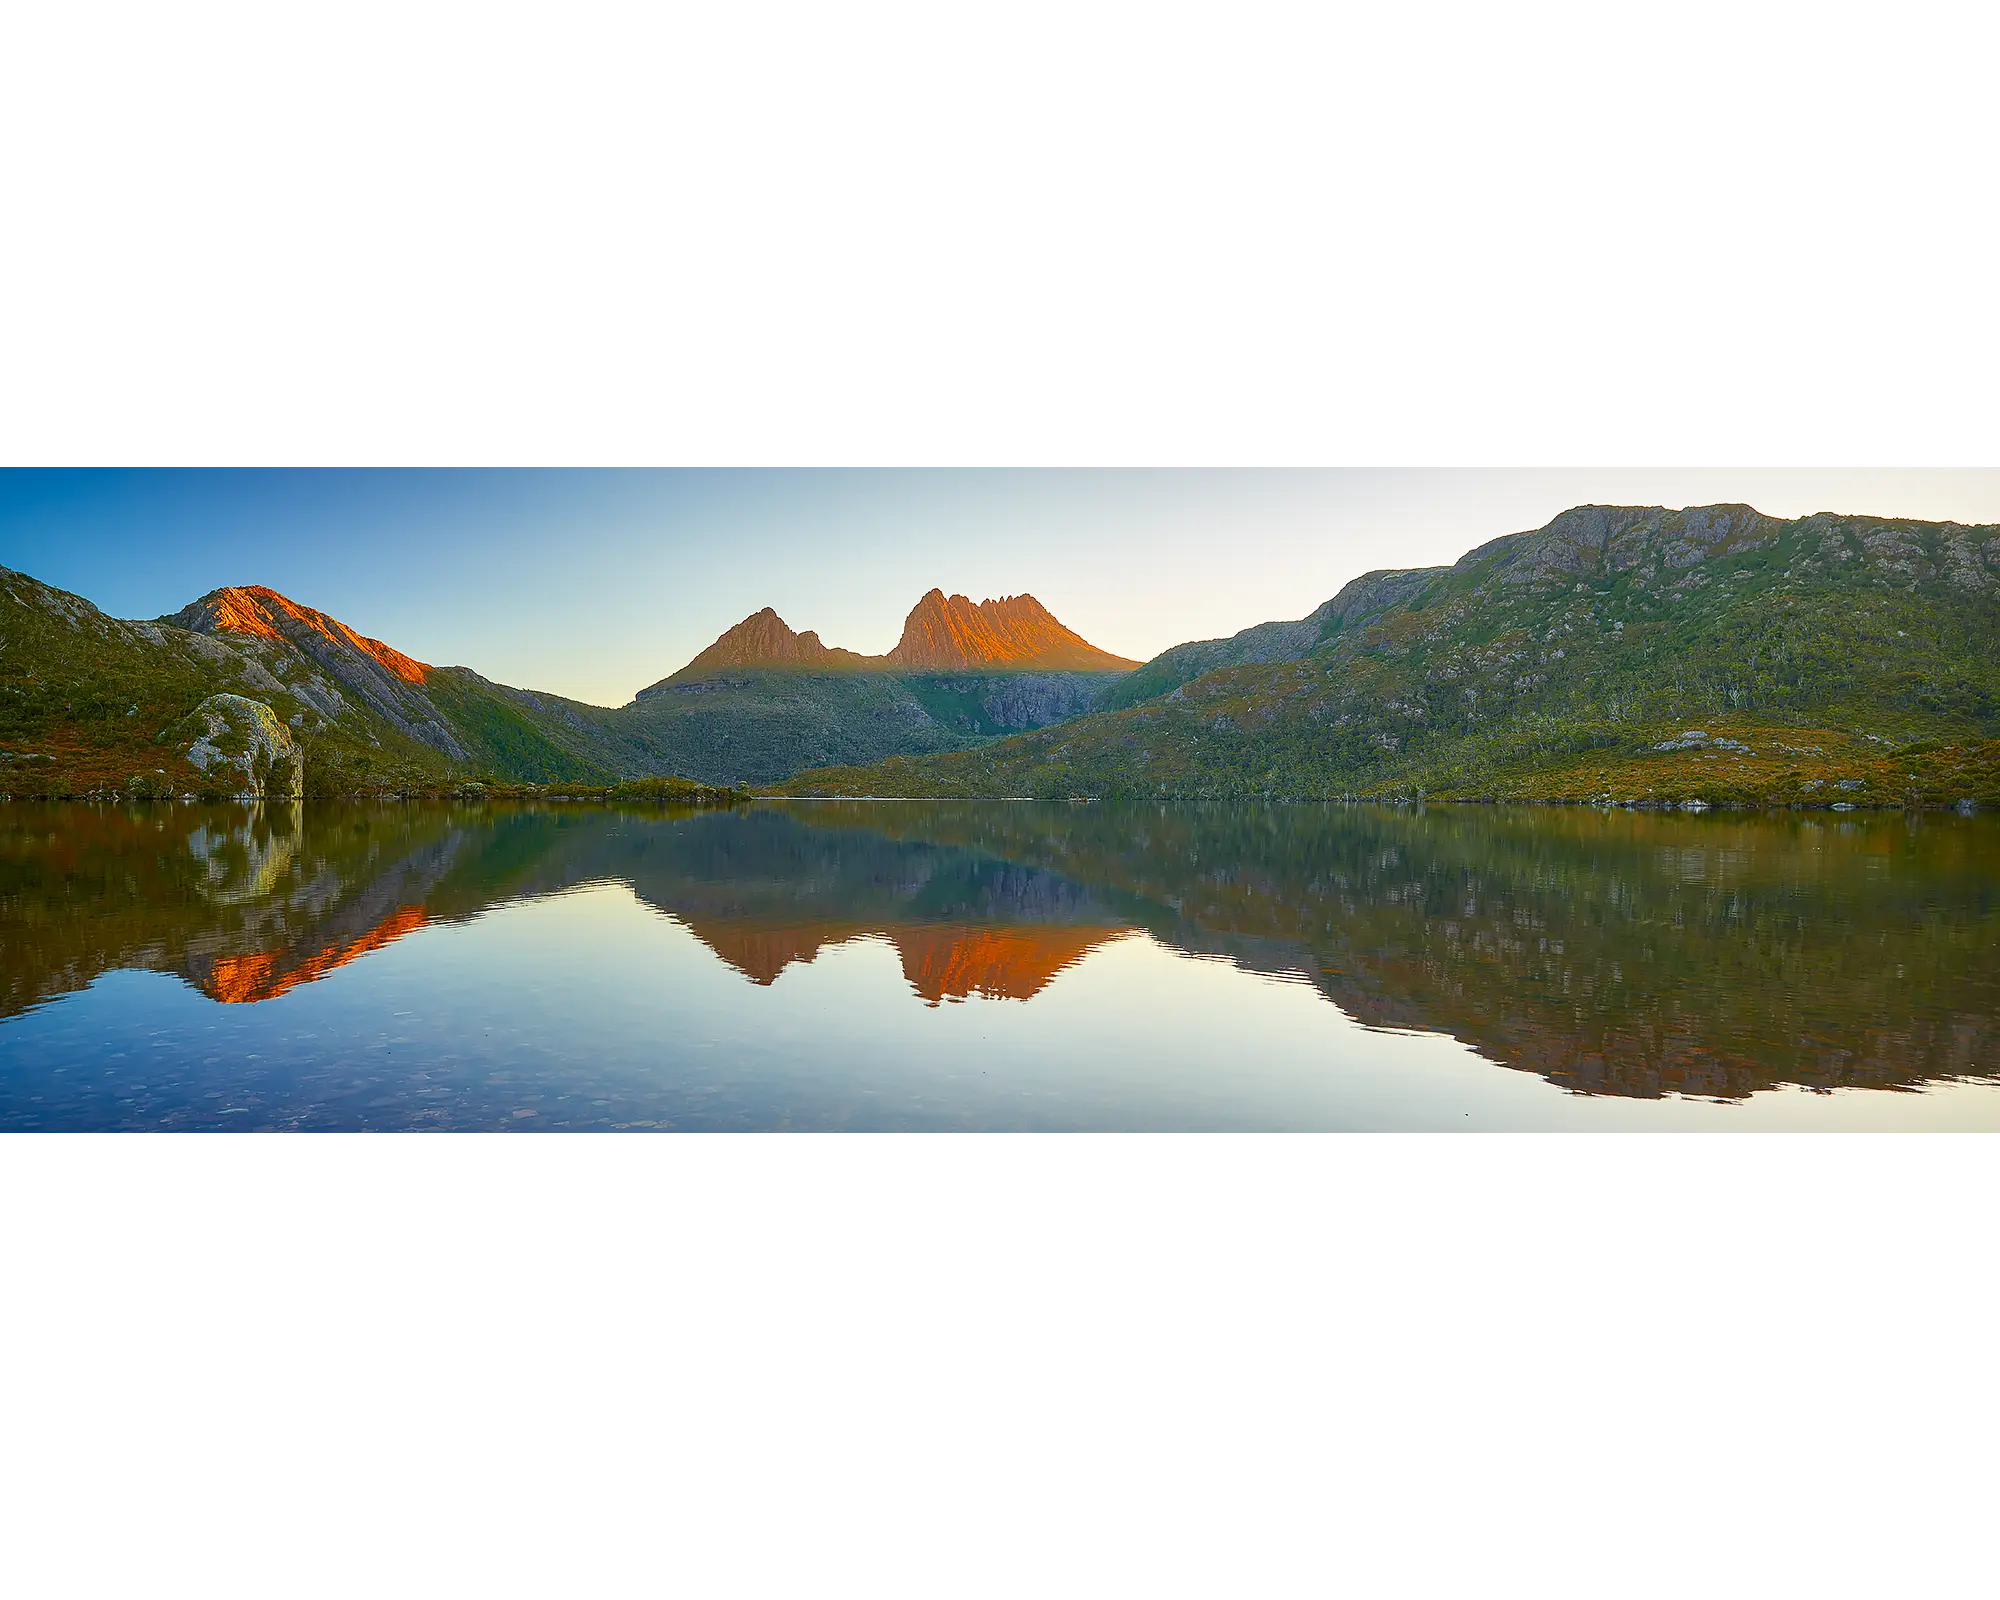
<box><xmin>419</xmin><ymin>670</ymin><xmax>626</xmax><ymax>784</ymax></box>
<box><xmin>617</xmin><ymin>669</ymin><xmax>1121</xmax><ymax>784</ymax></box>
<box><xmin>779</xmin><ymin>505</ymin><xmax>2000</xmax><ymax>807</ymax></box>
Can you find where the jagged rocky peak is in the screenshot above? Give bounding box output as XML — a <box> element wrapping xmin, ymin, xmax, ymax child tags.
<box><xmin>170</xmin><ymin>585</ymin><xmax>432</xmax><ymax>685</ymax></box>
<box><xmin>659</xmin><ymin>590</ymin><xmax>1139</xmax><ymax>685</ymax></box>
<box><xmin>887</xmin><ymin>589</ymin><xmax>1140</xmax><ymax>671</ymax></box>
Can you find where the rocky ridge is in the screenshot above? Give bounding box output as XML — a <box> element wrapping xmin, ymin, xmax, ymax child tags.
<box><xmin>171</xmin><ymin>586</ymin><xmax>469</xmax><ymax>759</ymax></box>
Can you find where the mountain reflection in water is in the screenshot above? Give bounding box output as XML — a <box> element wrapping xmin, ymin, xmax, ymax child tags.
<box><xmin>2</xmin><ymin>797</ymin><xmax>1997</xmax><ymax>1125</ymax></box>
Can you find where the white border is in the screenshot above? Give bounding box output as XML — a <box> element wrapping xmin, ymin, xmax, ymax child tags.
<box><xmin>2</xmin><ymin>3</ymin><xmax>1996</xmax><ymax>1594</ymax></box>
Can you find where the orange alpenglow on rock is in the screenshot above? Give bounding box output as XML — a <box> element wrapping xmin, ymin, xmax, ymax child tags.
<box><xmin>196</xmin><ymin>905</ymin><xmax>430</xmax><ymax>1004</ymax></box>
<box><xmin>886</xmin><ymin>591</ymin><xmax>1140</xmax><ymax>672</ymax></box>
<box><xmin>666</xmin><ymin>591</ymin><xmax>1139</xmax><ymax>681</ymax></box>
<box><xmin>670</xmin><ymin>608</ymin><xmax>875</xmax><ymax>679</ymax></box>
<box><xmin>893</xmin><ymin>923</ymin><xmax>1127</xmax><ymax>1004</ymax></box>
<box><xmin>174</xmin><ymin>585</ymin><xmax>432</xmax><ymax>685</ymax></box>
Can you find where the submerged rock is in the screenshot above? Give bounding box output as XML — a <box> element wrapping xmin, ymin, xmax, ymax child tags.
<box><xmin>173</xmin><ymin>694</ymin><xmax>304</xmax><ymax>797</ymax></box>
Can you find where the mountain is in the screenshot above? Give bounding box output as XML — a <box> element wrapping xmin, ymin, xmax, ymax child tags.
<box><xmin>171</xmin><ymin>585</ymin><xmax>466</xmax><ymax>756</ymax></box>
<box><xmin>778</xmin><ymin>503</ymin><xmax>2000</xmax><ymax>806</ymax></box>
<box><xmin>0</xmin><ymin>567</ymin><xmax>641</xmax><ymax>797</ymax></box>
<box><xmin>619</xmin><ymin>588</ymin><xmax>1139</xmax><ymax>783</ymax></box>
<box><xmin>167</xmin><ymin>584</ymin><xmax>647</xmax><ymax>786</ymax></box>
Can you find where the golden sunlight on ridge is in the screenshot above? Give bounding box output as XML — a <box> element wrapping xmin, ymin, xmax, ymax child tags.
<box><xmin>198</xmin><ymin>586</ymin><xmax>432</xmax><ymax>684</ymax></box>
<box><xmin>196</xmin><ymin>905</ymin><xmax>430</xmax><ymax>1004</ymax></box>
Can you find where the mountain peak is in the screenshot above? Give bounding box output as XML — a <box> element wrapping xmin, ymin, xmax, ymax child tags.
<box><xmin>173</xmin><ymin>585</ymin><xmax>431</xmax><ymax>685</ymax></box>
<box><xmin>664</xmin><ymin>606</ymin><xmax>872</xmax><ymax>683</ymax></box>
<box><xmin>888</xmin><ymin>590</ymin><xmax>1138</xmax><ymax>671</ymax></box>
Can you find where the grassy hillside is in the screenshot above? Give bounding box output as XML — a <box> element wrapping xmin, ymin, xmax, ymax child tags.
<box><xmin>778</xmin><ymin>504</ymin><xmax>2000</xmax><ymax>806</ymax></box>
<box><xmin>420</xmin><ymin>670</ymin><xmax>631</xmax><ymax>784</ymax></box>
<box><xmin>621</xmin><ymin>670</ymin><xmax>1126</xmax><ymax>785</ymax></box>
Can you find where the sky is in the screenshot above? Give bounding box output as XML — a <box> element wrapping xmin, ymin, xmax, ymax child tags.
<box><xmin>4</xmin><ymin>468</ymin><xmax>1998</xmax><ymax>708</ymax></box>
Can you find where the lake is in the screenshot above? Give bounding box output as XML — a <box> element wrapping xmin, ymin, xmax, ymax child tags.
<box><xmin>2</xmin><ymin>798</ymin><xmax>1997</xmax><ymax>1130</ymax></box>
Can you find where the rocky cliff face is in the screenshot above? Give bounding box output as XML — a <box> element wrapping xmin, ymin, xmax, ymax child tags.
<box><xmin>886</xmin><ymin>590</ymin><xmax>1140</xmax><ymax>671</ymax></box>
<box><xmin>908</xmin><ymin>672</ymin><xmax>1123</xmax><ymax>733</ymax></box>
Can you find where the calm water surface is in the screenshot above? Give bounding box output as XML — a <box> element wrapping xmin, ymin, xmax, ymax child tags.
<box><xmin>3</xmin><ymin>798</ymin><xmax>1998</xmax><ymax>1130</ymax></box>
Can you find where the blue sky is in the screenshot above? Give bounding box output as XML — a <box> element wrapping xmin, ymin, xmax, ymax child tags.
<box><xmin>5</xmin><ymin>469</ymin><xmax>1998</xmax><ymax>706</ymax></box>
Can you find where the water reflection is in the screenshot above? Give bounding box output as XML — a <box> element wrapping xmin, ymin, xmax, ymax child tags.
<box><xmin>2</xmin><ymin>798</ymin><xmax>1996</xmax><ymax>1108</ymax></box>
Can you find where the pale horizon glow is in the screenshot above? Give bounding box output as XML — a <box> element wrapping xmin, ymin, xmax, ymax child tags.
<box><xmin>4</xmin><ymin>468</ymin><xmax>1997</xmax><ymax>707</ymax></box>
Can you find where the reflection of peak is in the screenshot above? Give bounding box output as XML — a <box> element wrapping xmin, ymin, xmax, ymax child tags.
<box><xmin>896</xmin><ymin>924</ymin><xmax>1127</xmax><ymax>1004</ymax></box>
<box><xmin>678</xmin><ymin>919</ymin><xmax>874</xmax><ymax>985</ymax></box>
<box><xmin>674</xmin><ymin>914</ymin><xmax>1126</xmax><ymax>1002</ymax></box>
<box><xmin>192</xmin><ymin>905</ymin><xmax>429</xmax><ymax>1004</ymax></box>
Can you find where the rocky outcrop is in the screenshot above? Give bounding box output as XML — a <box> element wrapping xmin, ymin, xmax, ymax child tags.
<box><xmin>920</xmin><ymin>672</ymin><xmax>1125</xmax><ymax>732</ymax></box>
<box><xmin>172</xmin><ymin>694</ymin><xmax>305</xmax><ymax>797</ymax></box>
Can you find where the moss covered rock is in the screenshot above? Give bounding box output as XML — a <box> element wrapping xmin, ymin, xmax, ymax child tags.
<box><xmin>173</xmin><ymin>694</ymin><xmax>304</xmax><ymax>797</ymax></box>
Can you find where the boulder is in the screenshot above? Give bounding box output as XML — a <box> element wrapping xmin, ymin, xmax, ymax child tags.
<box><xmin>173</xmin><ymin>694</ymin><xmax>305</xmax><ymax>797</ymax></box>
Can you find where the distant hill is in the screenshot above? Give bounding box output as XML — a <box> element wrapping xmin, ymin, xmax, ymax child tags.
<box><xmin>1094</xmin><ymin>567</ymin><xmax>1447</xmax><ymax>711</ymax></box>
<box><xmin>779</xmin><ymin>503</ymin><xmax>2000</xmax><ymax>807</ymax></box>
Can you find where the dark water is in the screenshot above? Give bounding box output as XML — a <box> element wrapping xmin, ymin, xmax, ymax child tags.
<box><xmin>2</xmin><ymin>798</ymin><xmax>1997</xmax><ymax>1130</ymax></box>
